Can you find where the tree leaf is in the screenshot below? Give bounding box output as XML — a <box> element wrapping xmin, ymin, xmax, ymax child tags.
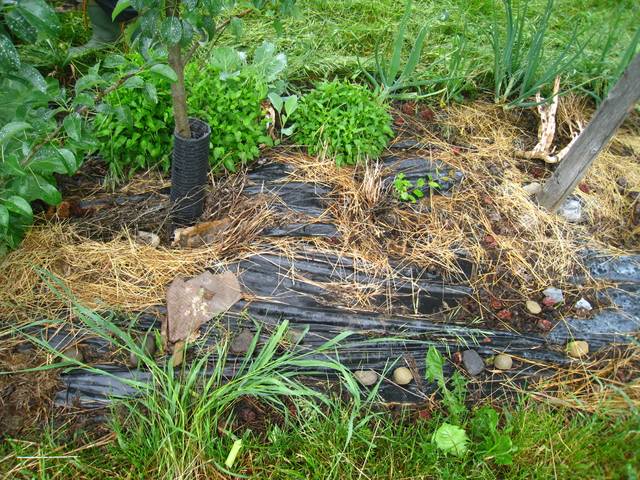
<box><xmin>123</xmin><ymin>75</ymin><xmax>145</xmax><ymax>89</ymax></box>
<box><xmin>57</xmin><ymin>148</ymin><xmax>78</xmax><ymax>174</ymax></box>
<box><xmin>284</xmin><ymin>95</ymin><xmax>298</xmax><ymax>115</ymax></box>
<box><xmin>16</xmin><ymin>64</ymin><xmax>47</xmax><ymax>92</ymax></box>
<box><xmin>149</xmin><ymin>64</ymin><xmax>178</xmax><ymax>82</ymax></box>
<box><xmin>0</xmin><ymin>34</ymin><xmax>21</xmax><ymax>71</ymax></box>
<box><xmin>0</xmin><ymin>122</ymin><xmax>31</xmax><ymax>146</ymax></box>
<box><xmin>11</xmin><ymin>175</ymin><xmax>61</xmax><ymax>205</ymax></box>
<box><xmin>4</xmin><ymin>195</ymin><xmax>33</xmax><ymax>218</ymax></box>
<box><xmin>0</xmin><ymin>205</ymin><xmax>9</xmax><ymax>230</ymax></box>
<box><xmin>63</xmin><ymin>113</ymin><xmax>82</xmax><ymax>142</ymax></box>
<box><xmin>144</xmin><ymin>82</ymin><xmax>158</xmax><ymax>104</ymax></box>
<box><xmin>432</xmin><ymin>423</ymin><xmax>469</xmax><ymax>457</ymax></box>
<box><xmin>161</xmin><ymin>17</ymin><xmax>182</xmax><ymax>45</ymax></box>
<box><xmin>16</xmin><ymin>0</ymin><xmax>60</xmax><ymax>38</ymax></box>
<box><xmin>5</xmin><ymin>10</ymin><xmax>38</xmax><ymax>43</ymax></box>
<box><xmin>112</xmin><ymin>0</ymin><xmax>132</xmax><ymax>21</ymax></box>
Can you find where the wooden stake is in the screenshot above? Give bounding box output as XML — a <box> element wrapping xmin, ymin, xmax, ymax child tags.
<box><xmin>537</xmin><ymin>53</ymin><xmax>640</xmax><ymax>211</ymax></box>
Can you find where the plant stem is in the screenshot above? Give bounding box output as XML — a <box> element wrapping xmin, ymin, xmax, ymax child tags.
<box><xmin>167</xmin><ymin>0</ymin><xmax>191</xmax><ymax>139</ymax></box>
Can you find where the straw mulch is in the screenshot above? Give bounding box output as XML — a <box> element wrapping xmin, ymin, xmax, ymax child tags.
<box><xmin>1</xmin><ymin>99</ymin><xmax>638</xmax><ymax>324</ymax></box>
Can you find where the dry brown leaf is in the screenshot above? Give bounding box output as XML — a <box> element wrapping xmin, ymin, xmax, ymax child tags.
<box><xmin>172</xmin><ymin>218</ymin><xmax>232</xmax><ymax>248</ymax></box>
<box><xmin>165</xmin><ymin>271</ymin><xmax>241</xmax><ymax>343</ymax></box>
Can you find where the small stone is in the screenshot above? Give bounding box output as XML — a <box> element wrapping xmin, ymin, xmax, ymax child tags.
<box><xmin>542</xmin><ymin>287</ymin><xmax>564</xmax><ymax>304</ymax></box>
<box><xmin>136</xmin><ymin>231</ymin><xmax>160</xmax><ymax>247</ymax></box>
<box><xmin>523</xmin><ymin>182</ymin><xmax>542</xmax><ymax>196</ymax></box>
<box><xmin>392</xmin><ymin>366</ymin><xmax>414</xmax><ymax>385</ymax></box>
<box><xmin>63</xmin><ymin>345</ymin><xmax>84</xmax><ymax>363</ymax></box>
<box><xmin>525</xmin><ymin>300</ymin><xmax>542</xmax><ymax>315</ymax></box>
<box><xmin>558</xmin><ymin>198</ymin><xmax>583</xmax><ymax>223</ymax></box>
<box><xmin>230</xmin><ymin>329</ymin><xmax>255</xmax><ymax>355</ymax></box>
<box><xmin>566</xmin><ymin>340</ymin><xmax>589</xmax><ymax>358</ymax></box>
<box><xmin>494</xmin><ymin>354</ymin><xmax>513</xmax><ymax>370</ymax></box>
<box><xmin>574</xmin><ymin>298</ymin><xmax>592</xmax><ymax>311</ymax></box>
<box><xmin>354</xmin><ymin>370</ymin><xmax>378</xmax><ymax>386</ymax></box>
<box><xmin>462</xmin><ymin>350</ymin><xmax>484</xmax><ymax>376</ymax></box>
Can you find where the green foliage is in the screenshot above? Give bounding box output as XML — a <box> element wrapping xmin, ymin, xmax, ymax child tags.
<box><xmin>293</xmin><ymin>80</ymin><xmax>393</xmax><ymax>166</ymax></box>
<box><xmin>426</xmin><ymin>346</ymin><xmax>467</xmax><ymax>424</ymax></box>
<box><xmin>187</xmin><ymin>64</ymin><xmax>272</xmax><ymax>172</ymax></box>
<box><xmin>470</xmin><ymin>406</ymin><xmax>517</xmax><ymax>465</ymax></box>
<box><xmin>432</xmin><ymin>422</ymin><xmax>470</xmax><ymax>457</ymax></box>
<box><xmin>268</xmin><ymin>91</ymin><xmax>298</xmax><ymax>137</ymax></box>
<box><xmin>0</xmin><ymin>0</ymin><xmax>95</xmax><ymax>255</ymax></box>
<box><xmin>393</xmin><ymin>172</ymin><xmax>441</xmax><ymax>202</ymax></box>
<box><xmin>95</xmin><ymin>56</ymin><xmax>174</xmax><ymax>179</ymax></box>
<box><xmin>490</xmin><ymin>0</ymin><xmax>585</xmax><ymax>107</ymax></box>
<box><xmin>359</xmin><ymin>0</ymin><xmax>431</xmax><ymax>99</ymax></box>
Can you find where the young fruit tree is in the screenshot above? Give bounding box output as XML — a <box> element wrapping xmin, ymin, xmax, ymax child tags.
<box><xmin>536</xmin><ymin>53</ymin><xmax>640</xmax><ymax>211</ymax></box>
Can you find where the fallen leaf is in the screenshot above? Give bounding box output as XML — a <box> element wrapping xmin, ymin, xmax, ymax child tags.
<box><xmin>420</xmin><ymin>107</ymin><xmax>435</xmax><ymax>121</ymax></box>
<box><xmin>496</xmin><ymin>309</ymin><xmax>512</xmax><ymax>321</ymax></box>
<box><xmin>165</xmin><ymin>271</ymin><xmax>241</xmax><ymax>344</ymax></box>
<box><xmin>401</xmin><ymin>101</ymin><xmax>416</xmax><ymax>115</ymax></box>
<box><xmin>490</xmin><ymin>298</ymin><xmax>503</xmax><ymax>310</ymax></box>
<box><xmin>173</xmin><ymin>218</ymin><xmax>232</xmax><ymax>248</ymax></box>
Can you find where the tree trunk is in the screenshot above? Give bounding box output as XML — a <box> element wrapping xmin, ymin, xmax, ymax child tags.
<box><xmin>168</xmin><ymin>43</ymin><xmax>191</xmax><ymax>139</ymax></box>
<box><xmin>536</xmin><ymin>53</ymin><xmax>640</xmax><ymax>211</ymax></box>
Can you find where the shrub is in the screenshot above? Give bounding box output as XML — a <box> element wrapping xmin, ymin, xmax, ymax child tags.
<box><xmin>94</xmin><ymin>68</ymin><xmax>174</xmax><ymax>179</ymax></box>
<box><xmin>187</xmin><ymin>64</ymin><xmax>272</xmax><ymax>172</ymax></box>
<box><xmin>293</xmin><ymin>80</ymin><xmax>393</xmax><ymax>166</ymax></box>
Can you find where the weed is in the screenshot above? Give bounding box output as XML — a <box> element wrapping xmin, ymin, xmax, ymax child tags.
<box><xmin>293</xmin><ymin>80</ymin><xmax>393</xmax><ymax>166</ymax></box>
<box><xmin>187</xmin><ymin>64</ymin><xmax>272</xmax><ymax>172</ymax></box>
<box><xmin>393</xmin><ymin>173</ymin><xmax>441</xmax><ymax>203</ymax></box>
<box><xmin>490</xmin><ymin>0</ymin><xmax>585</xmax><ymax>107</ymax></box>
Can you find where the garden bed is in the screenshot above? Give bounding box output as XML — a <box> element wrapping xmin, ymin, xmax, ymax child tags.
<box><xmin>1</xmin><ymin>101</ymin><xmax>639</xmax><ymax>433</ymax></box>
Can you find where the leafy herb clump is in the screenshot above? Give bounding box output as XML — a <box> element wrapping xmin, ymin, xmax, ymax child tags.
<box><xmin>187</xmin><ymin>65</ymin><xmax>272</xmax><ymax>172</ymax></box>
<box><xmin>95</xmin><ymin>56</ymin><xmax>174</xmax><ymax>179</ymax></box>
<box><xmin>293</xmin><ymin>80</ymin><xmax>394</xmax><ymax>166</ymax></box>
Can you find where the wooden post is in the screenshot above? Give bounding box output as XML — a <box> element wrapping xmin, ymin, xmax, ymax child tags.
<box><xmin>537</xmin><ymin>53</ymin><xmax>640</xmax><ymax>211</ymax></box>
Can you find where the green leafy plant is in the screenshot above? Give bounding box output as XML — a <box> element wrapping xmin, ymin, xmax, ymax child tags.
<box><xmin>95</xmin><ymin>56</ymin><xmax>174</xmax><ymax>178</ymax></box>
<box><xmin>490</xmin><ymin>0</ymin><xmax>585</xmax><ymax>107</ymax></box>
<box><xmin>359</xmin><ymin>0</ymin><xmax>432</xmax><ymax>99</ymax></box>
<box><xmin>0</xmin><ymin>0</ymin><xmax>96</xmax><ymax>255</ymax></box>
<box><xmin>426</xmin><ymin>346</ymin><xmax>467</xmax><ymax>424</ymax></box>
<box><xmin>268</xmin><ymin>92</ymin><xmax>298</xmax><ymax>138</ymax></box>
<box><xmin>393</xmin><ymin>173</ymin><xmax>441</xmax><ymax>203</ymax></box>
<box><xmin>293</xmin><ymin>80</ymin><xmax>393</xmax><ymax>166</ymax></box>
<box><xmin>470</xmin><ymin>406</ymin><xmax>517</xmax><ymax>465</ymax></box>
<box><xmin>112</xmin><ymin>0</ymin><xmax>297</xmax><ymax>140</ymax></box>
<box><xmin>432</xmin><ymin>422</ymin><xmax>469</xmax><ymax>457</ymax></box>
<box><xmin>187</xmin><ymin>65</ymin><xmax>272</xmax><ymax>172</ymax></box>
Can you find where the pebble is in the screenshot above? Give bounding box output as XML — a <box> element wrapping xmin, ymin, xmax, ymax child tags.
<box><xmin>462</xmin><ymin>350</ymin><xmax>485</xmax><ymax>376</ymax></box>
<box><xmin>354</xmin><ymin>370</ymin><xmax>378</xmax><ymax>386</ymax></box>
<box><xmin>523</xmin><ymin>182</ymin><xmax>542</xmax><ymax>196</ymax></box>
<box><xmin>392</xmin><ymin>366</ymin><xmax>414</xmax><ymax>385</ymax></box>
<box><xmin>558</xmin><ymin>198</ymin><xmax>583</xmax><ymax>223</ymax></box>
<box><xmin>575</xmin><ymin>298</ymin><xmax>592</xmax><ymax>311</ymax></box>
<box><xmin>128</xmin><ymin>334</ymin><xmax>156</xmax><ymax>368</ymax></box>
<box><xmin>526</xmin><ymin>300</ymin><xmax>542</xmax><ymax>315</ymax></box>
<box><xmin>63</xmin><ymin>345</ymin><xmax>84</xmax><ymax>363</ymax></box>
<box><xmin>566</xmin><ymin>340</ymin><xmax>589</xmax><ymax>358</ymax></box>
<box><xmin>542</xmin><ymin>287</ymin><xmax>564</xmax><ymax>304</ymax></box>
<box><xmin>494</xmin><ymin>353</ymin><xmax>513</xmax><ymax>370</ymax></box>
<box><xmin>136</xmin><ymin>231</ymin><xmax>160</xmax><ymax>247</ymax></box>
<box><xmin>230</xmin><ymin>329</ymin><xmax>255</xmax><ymax>355</ymax></box>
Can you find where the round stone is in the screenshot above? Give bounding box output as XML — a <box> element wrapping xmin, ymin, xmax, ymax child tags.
<box><xmin>392</xmin><ymin>366</ymin><xmax>413</xmax><ymax>385</ymax></box>
<box><xmin>354</xmin><ymin>370</ymin><xmax>378</xmax><ymax>386</ymax></box>
<box><xmin>462</xmin><ymin>350</ymin><xmax>485</xmax><ymax>376</ymax></box>
<box><xmin>526</xmin><ymin>300</ymin><xmax>542</xmax><ymax>315</ymax></box>
<box><xmin>494</xmin><ymin>353</ymin><xmax>513</xmax><ymax>370</ymax></box>
<box><xmin>567</xmin><ymin>340</ymin><xmax>589</xmax><ymax>358</ymax></box>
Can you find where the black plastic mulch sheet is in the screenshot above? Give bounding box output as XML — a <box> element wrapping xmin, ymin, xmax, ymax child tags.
<box><xmin>38</xmin><ymin>156</ymin><xmax>640</xmax><ymax>405</ymax></box>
